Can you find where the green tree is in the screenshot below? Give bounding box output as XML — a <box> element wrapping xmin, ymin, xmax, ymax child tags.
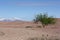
<box><xmin>33</xmin><ymin>13</ymin><xmax>56</xmax><ymax>28</ymax></box>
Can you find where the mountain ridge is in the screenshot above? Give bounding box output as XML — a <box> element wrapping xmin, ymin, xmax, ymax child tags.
<box><xmin>0</xmin><ymin>17</ymin><xmax>24</xmax><ymax>22</ymax></box>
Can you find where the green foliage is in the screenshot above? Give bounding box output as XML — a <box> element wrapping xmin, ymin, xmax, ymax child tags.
<box><xmin>34</xmin><ymin>13</ymin><xmax>56</xmax><ymax>28</ymax></box>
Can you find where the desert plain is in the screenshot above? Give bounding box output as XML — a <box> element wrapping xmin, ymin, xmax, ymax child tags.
<box><xmin>0</xmin><ymin>18</ymin><xmax>60</xmax><ymax>40</ymax></box>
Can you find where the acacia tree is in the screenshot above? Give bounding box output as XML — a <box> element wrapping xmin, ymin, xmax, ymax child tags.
<box><xmin>33</xmin><ymin>13</ymin><xmax>56</xmax><ymax>28</ymax></box>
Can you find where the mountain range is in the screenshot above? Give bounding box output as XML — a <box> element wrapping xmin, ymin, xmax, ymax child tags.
<box><xmin>0</xmin><ymin>17</ymin><xmax>23</xmax><ymax>22</ymax></box>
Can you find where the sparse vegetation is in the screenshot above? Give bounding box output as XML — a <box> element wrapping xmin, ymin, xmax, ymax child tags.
<box><xmin>37</xmin><ymin>26</ymin><xmax>42</xmax><ymax>28</ymax></box>
<box><xmin>26</xmin><ymin>26</ymin><xmax>33</xmax><ymax>28</ymax></box>
<box><xmin>27</xmin><ymin>37</ymin><xmax>39</xmax><ymax>40</ymax></box>
<box><xmin>0</xmin><ymin>32</ymin><xmax>5</xmax><ymax>36</ymax></box>
<box><xmin>33</xmin><ymin>13</ymin><xmax>56</xmax><ymax>28</ymax></box>
<box><xmin>27</xmin><ymin>35</ymin><xmax>60</xmax><ymax>40</ymax></box>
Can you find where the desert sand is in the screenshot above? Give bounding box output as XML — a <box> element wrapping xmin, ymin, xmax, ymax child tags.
<box><xmin>0</xmin><ymin>18</ymin><xmax>60</xmax><ymax>40</ymax></box>
<box><xmin>0</xmin><ymin>28</ymin><xmax>60</xmax><ymax>40</ymax></box>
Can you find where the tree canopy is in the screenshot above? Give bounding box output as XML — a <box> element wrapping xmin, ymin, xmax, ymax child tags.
<box><xmin>33</xmin><ymin>13</ymin><xmax>56</xmax><ymax>28</ymax></box>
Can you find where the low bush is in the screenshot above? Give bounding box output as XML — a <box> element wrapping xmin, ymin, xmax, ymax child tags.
<box><xmin>37</xmin><ymin>26</ymin><xmax>42</xmax><ymax>28</ymax></box>
<box><xmin>25</xmin><ymin>26</ymin><xmax>33</xmax><ymax>28</ymax></box>
<box><xmin>0</xmin><ymin>32</ymin><xmax>5</xmax><ymax>36</ymax></box>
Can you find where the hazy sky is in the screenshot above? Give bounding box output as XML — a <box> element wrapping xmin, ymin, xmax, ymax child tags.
<box><xmin>0</xmin><ymin>0</ymin><xmax>60</xmax><ymax>21</ymax></box>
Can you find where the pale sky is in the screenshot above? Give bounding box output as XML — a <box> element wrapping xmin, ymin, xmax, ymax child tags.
<box><xmin>0</xmin><ymin>0</ymin><xmax>60</xmax><ymax>21</ymax></box>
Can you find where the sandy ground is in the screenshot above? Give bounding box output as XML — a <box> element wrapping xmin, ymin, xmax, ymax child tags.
<box><xmin>0</xmin><ymin>18</ymin><xmax>60</xmax><ymax>40</ymax></box>
<box><xmin>0</xmin><ymin>28</ymin><xmax>60</xmax><ymax>40</ymax></box>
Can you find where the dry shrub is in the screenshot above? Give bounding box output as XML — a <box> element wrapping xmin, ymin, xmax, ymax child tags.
<box><xmin>0</xmin><ymin>31</ymin><xmax>5</xmax><ymax>36</ymax></box>
<box><xmin>27</xmin><ymin>34</ymin><xmax>60</xmax><ymax>40</ymax></box>
<box><xmin>37</xmin><ymin>26</ymin><xmax>42</xmax><ymax>28</ymax></box>
<box><xmin>26</xmin><ymin>26</ymin><xmax>33</xmax><ymax>28</ymax></box>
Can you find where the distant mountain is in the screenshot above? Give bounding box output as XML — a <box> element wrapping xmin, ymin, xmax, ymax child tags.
<box><xmin>0</xmin><ymin>17</ymin><xmax>23</xmax><ymax>22</ymax></box>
